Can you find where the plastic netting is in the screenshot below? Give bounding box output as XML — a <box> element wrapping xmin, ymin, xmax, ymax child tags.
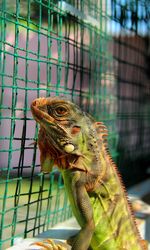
<box><xmin>111</xmin><ymin>0</ymin><xmax>150</xmax><ymax>186</ymax></box>
<box><xmin>0</xmin><ymin>0</ymin><xmax>150</xmax><ymax>249</ymax></box>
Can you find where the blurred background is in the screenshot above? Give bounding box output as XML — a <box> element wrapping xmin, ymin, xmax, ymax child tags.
<box><xmin>0</xmin><ymin>0</ymin><xmax>150</xmax><ymax>249</ymax></box>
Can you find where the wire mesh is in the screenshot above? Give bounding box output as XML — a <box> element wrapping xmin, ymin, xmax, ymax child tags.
<box><xmin>111</xmin><ymin>0</ymin><xmax>150</xmax><ymax>186</ymax></box>
<box><xmin>0</xmin><ymin>1</ymin><xmax>117</xmax><ymax>249</ymax></box>
<box><xmin>0</xmin><ymin>0</ymin><xmax>150</xmax><ymax>249</ymax></box>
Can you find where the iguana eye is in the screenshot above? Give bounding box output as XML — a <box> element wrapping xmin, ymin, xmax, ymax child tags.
<box><xmin>55</xmin><ymin>106</ymin><xmax>68</xmax><ymax>116</ymax></box>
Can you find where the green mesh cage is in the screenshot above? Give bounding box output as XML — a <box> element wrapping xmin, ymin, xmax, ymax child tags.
<box><xmin>0</xmin><ymin>0</ymin><xmax>150</xmax><ymax>249</ymax></box>
<box><xmin>111</xmin><ymin>0</ymin><xmax>150</xmax><ymax>186</ymax></box>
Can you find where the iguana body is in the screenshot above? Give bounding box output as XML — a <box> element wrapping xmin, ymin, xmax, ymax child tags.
<box><xmin>31</xmin><ymin>97</ymin><xmax>147</xmax><ymax>250</ymax></box>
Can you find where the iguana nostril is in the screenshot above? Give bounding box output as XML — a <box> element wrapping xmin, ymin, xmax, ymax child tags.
<box><xmin>32</xmin><ymin>100</ymin><xmax>37</xmax><ymax>106</ymax></box>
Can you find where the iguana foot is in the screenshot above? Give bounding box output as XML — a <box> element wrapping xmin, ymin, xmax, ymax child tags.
<box><xmin>31</xmin><ymin>239</ymin><xmax>68</xmax><ymax>250</ymax></box>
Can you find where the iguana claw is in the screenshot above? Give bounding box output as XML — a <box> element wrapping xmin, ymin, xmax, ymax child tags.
<box><xmin>31</xmin><ymin>239</ymin><xmax>68</xmax><ymax>250</ymax></box>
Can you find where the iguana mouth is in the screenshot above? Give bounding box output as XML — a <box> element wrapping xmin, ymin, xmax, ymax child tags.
<box><xmin>31</xmin><ymin>97</ymin><xmax>55</xmax><ymax>126</ymax></box>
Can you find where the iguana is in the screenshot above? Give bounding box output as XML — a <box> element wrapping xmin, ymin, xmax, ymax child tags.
<box><xmin>31</xmin><ymin>96</ymin><xmax>147</xmax><ymax>250</ymax></box>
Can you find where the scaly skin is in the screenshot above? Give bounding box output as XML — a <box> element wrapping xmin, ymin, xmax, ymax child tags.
<box><xmin>31</xmin><ymin>97</ymin><xmax>147</xmax><ymax>250</ymax></box>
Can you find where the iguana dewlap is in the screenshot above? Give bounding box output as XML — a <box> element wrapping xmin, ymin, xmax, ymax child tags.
<box><xmin>31</xmin><ymin>97</ymin><xmax>147</xmax><ymax>250</ymax></box>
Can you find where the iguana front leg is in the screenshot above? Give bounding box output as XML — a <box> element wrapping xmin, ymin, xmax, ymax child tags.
<box><xmin>66</xmin><ymin>170</ymin><xmax>95</xmax><ymax>250</ymax></box>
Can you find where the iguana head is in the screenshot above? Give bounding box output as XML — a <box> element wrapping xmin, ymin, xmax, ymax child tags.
<box><xmin>31</xmin><ymin>97</ymin><xmax>100</xmax><ymax>171</ymax></box>
<box><xmin>31</xmin><ymin>97</ymin><xmax>106</xmax><ymax>172</ymax></box>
